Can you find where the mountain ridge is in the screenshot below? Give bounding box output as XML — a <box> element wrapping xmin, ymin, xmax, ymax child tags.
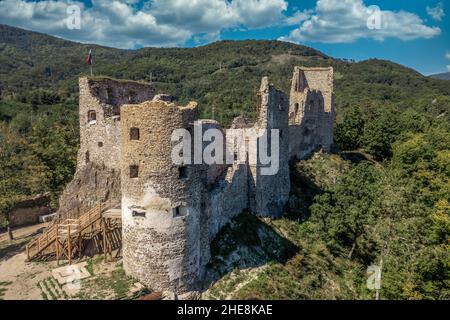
<box><xmin>1</xmin><ymin>23</ymin><xmax>449</xmax><ymax>126</ymax></box>
<box><xmin>430</xmin><ymin>72</ymin><xmax>450</xmax><ymax>81</ymax></box>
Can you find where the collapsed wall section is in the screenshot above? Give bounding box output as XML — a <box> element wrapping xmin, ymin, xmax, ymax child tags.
<box><xmin>249</xmin><ymin>77</ymin><xmax>290</xmax><ymax>217</ymax></box>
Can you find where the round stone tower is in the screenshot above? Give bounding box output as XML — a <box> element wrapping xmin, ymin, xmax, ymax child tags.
<box><xmin>120</xmin><ymin>99</ymin><xmax>203</xmax><ymax>295</ymax></box>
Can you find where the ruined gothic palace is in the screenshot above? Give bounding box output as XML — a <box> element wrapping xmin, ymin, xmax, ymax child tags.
<box><xmin>57</xmin><ymin>66</ymin><xmax>334</xmax><ymax>295</ymax></box>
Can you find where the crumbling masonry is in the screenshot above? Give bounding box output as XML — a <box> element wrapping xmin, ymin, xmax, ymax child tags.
<box><xmin>58</xmin><ymin>67</ymin><xmax>334</xmax><ymax>295</ymax></box>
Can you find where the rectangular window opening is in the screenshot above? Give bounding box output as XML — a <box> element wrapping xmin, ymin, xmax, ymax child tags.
<box><xmin>178</xmin><ymin>166</ymin><xmax>188</xmax><ymax>179</ymax></box>
<box><xmin>172</xmin><ymin>206</ymin><xmax>188</xmax><ymax>218</ymax></box>
<box><xmin>129</xmin><ymin>165</ymin><xmax>139</xmax><ymax>178</ymax></box>
<box><xmin>132</xmin><ymin>210</ymin><xmax>146</xmax><ymax>218</ymax></box>
<box><xmin>130</xmin><ymin>127</ymin><xmax>140</xmax><ymax>141</ymax></box>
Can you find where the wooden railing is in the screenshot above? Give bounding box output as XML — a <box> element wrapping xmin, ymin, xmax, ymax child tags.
<box><xmin>26</xmin><ymin>203</ymin><xmax>105</xmax><ymax>262</ymax></box>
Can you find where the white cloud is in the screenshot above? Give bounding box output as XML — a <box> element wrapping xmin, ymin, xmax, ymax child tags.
<box><xmin>148</xmin><ymin>0</ymin><xmax>288</xmax><ymax>33</ymax></box>
<box><xmin>0</xmin><ymin>0</ymin><xmax>191</xmax><ymax>47</ymax></box>
<box><xmin>280</xmin><ymin>0</ymin><xmax>441</xmax><ymax>44</ymax></box>
<box><xmin>427</xmin><ymin>2</ymin><xmax>445</xmax><ymax>21</ymax></box>
<box><xmin>285</xmin><ymin>10</ymin><xmax>312</xmax><ymax>26</ymax></box>
<box><xmin>0</xmin><ymin>0</ymin><xmax>289</xmax><ymax>48</ymax></box>
<box><xmin>447</xmin><ymin>65</ymin><xmax>450</xmax><ymax>72</ymax></box>
<box><xmin>446</xmin><ymin>52</ymin><xmax>450</xmax><ymax>60</ymax></box>
<box><xmin>232</xmin><ymin>0</ymin><xmax>288</xmax><ymax>28</ymax></box>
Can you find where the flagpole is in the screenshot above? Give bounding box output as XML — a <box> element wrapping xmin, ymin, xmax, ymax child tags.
<box><xmin>87</xmin><ymin>49</ymin><xmax>93</xmax><ymax>77</ymax></box>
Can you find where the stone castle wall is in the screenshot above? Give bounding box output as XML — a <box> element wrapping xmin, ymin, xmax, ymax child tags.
<box><xmin>78</xmin><ymin>77</ymin><xmax>155</xmax><ymax>171</ymax></box>
<box><xmin>289</xmin><ymin>67</ymin><xmax>334</xmax><ymax>160</ymax></box>
<box><xmin>250</xmin><ymin>77</ymin><xmax>290</xmax><ymax>217</ymax></box>
<box><xmin>8</xmin><ymin>194</ymin><xmax>51</xmax><ymax>228</ymax></box>
<box><xmin>58</xmin><ymin>66</ymin><xmax>334</xmax><ymax>295</ymax></box>
<box><xmin>58</xmin><ymin>78</ymin><xmax>155</xmax><ymax>216</ymax></box>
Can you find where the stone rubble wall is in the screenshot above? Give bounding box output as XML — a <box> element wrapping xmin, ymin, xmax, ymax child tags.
<box><xmin>8</xmin><ymin>194</ymin><xmax>52</xmax><ymax>228</ymax></box>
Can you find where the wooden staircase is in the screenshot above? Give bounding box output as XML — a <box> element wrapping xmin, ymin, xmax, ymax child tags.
<box><xmin>26</xmin><ymin>203</ymin><xmax>120</xmax><ymax>264</ymax></box>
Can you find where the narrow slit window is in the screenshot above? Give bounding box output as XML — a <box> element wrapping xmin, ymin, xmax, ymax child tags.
<box><xmin>129</xmin><ymin>165</ymin><xmax>139</xmax><ymax>178</ymax></box>
<box><xmin>130</xmin><ymin>127</ymin><xmax>140</xmax><ymax>141</ymax></box>
<box><xmin>128</xmin><ymin>91</ymin><xmax>137</xmax><ymax>103</ymax></box>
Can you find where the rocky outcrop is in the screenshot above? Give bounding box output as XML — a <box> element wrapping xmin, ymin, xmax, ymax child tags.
<box><xmin>57</xmin><ymin>162</ymin><xmax>121</xmax><ymax>218</ymax></box>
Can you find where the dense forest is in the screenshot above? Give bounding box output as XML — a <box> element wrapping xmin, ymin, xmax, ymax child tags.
<box><xmin>0</xmin><ymin>24</ymin><xmax>448</xmax><ymax>299</ymax></box>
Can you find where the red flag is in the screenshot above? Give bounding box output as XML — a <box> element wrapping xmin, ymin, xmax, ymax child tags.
<box><xmin>86</xmin><ymin>49</ymin><xmax>93</xmax><ymax>65</ymax></box>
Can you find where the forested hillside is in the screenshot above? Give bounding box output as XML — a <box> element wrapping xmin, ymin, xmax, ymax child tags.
<box><xmin>0</xmin><ymin>25</ymin><xmax>448</xmax><ymax>299</ymax></box>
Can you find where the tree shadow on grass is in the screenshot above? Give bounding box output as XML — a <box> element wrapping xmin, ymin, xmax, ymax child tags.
<box><xmin>0</xmin><ymin>226</ymin><xmax>46</xmax><ymax>261</ymax></box>
<box><xmin>0</xmin><ymin>238</ymin><xmax>29</xmax><ymax>261</ymax></box>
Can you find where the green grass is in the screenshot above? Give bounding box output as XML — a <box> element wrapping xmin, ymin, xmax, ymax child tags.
<box><xmin>74</xmin><ymin>262</ymin><xmax>140</xmax><ymax>300</ymax></box>
<box><xmin>86</xmin><ymin>255</ymin><xmax>104</xmax><ymax>275</ymax></box>
<box><xmin>0</xmin><ymin>280</ymin><xmax>12</xmax><ymax>299</ymax></box>
<box><xmin>41</xmin><ymin>291</ymin><xmax>48</xmax><ymax>300</ymax></box>
<box><xmin>42</xmin><ymin>279</ymin><xmax>57</xmax><ymax>300</ymax></box>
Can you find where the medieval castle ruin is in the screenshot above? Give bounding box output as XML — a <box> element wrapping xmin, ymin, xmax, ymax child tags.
<box><xmin>57</xmin><ymin>66</ymin><xmax>334</xmax><ymax>295</ymax></box>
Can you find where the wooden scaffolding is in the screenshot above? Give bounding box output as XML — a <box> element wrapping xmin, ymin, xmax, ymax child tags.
<box><xmin>26</xmin><ymin>202</ymin><xmax>122</xmax><ymax>264</ymax></box>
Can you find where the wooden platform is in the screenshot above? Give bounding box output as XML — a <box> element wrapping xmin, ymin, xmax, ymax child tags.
<box><xmin>26</xmin><ymin>203</ymin><xmax>122</xmax><ymax>264</ymax></box>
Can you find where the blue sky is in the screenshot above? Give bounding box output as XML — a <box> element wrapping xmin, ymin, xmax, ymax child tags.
<box><xmin>0</xmin><ymin>0</ymin><xmax>449</xmax><ymax>75</ymax></box>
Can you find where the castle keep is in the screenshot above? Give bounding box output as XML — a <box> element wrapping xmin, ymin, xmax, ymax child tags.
<box><xmin>58</xmin><ymin>67</ymin><xmax>334</xmax><ymax>295</ymax></box>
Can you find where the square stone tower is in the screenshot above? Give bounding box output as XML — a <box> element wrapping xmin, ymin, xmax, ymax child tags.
<box><xmin>288</xmin><ymin>67</ymin><xmax>334</xmax><ymax>160</ymax></box>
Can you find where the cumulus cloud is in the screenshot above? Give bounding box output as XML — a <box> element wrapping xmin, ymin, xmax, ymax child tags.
<box><xmin>285</xmin><ymin>10</ymin><xmax>312</xmax><ymax>26</ymax></box>
<box><xmin>0</xmin><ymin>0</ymin><xmax>191</xmax><ymax>47</ymax></box>
<box><xmin>280</xmin><ymin>0</ymin><xmax>441</xmax><ymax>44</ymax></box>
<box><xmin>446</xmin><ymin>52</ymin><xmax>450</xmax><ymax>60</ymax></box>
<box><xmin>427</xmin><ymin>2</ymin><xmax>445</xmax><ymax>21</ymax></box>
<box><xmin>0</xmin><ymin>0</ymin><xmax>289</xmax><ymax>48</ymax></box>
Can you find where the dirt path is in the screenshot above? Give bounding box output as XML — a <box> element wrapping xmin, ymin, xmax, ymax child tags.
<box><xmin>0</xmin><ymin>223</ymin><xmax>48</xmax><ymax>243</ymax></box>
<box><xmin>0</xmin><ymin>223</ymin><xmax>55</xmax><ymax>300</ymax></box>
<box><xmin>0</xmin><ymin>251</ymin><xmax>55</xmax><ymax>300</ymax></box>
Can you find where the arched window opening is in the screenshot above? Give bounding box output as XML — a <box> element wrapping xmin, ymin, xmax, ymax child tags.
<box><xmin>87</xmin><ymin>110</ymin><xmax>96</xmax><ymax>124</ymax></box>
